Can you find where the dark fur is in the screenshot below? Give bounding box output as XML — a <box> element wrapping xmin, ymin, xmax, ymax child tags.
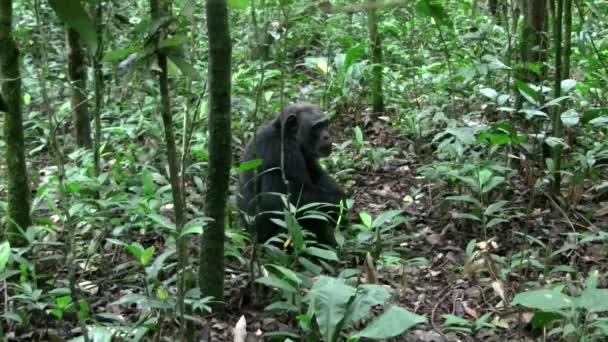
<box><xmin>237</xmin><ymin>103</ymin><xmax>345</xmax><ymax>245</ymax></box>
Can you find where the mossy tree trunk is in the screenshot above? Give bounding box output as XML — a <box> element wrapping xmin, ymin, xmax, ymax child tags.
<box><xmin>200</xmin><ymin>0</ymin><xmax>232</xmax><ymax>309</ymax></box>
<box><xmin>0</xmin><ymin>0</ymin><xmax>32</xmax><ymax>246</ymax></box>
<box><xmin>66</xmin><ymin>28</ymin><xmax>92</xmax><ymax>148</ymax></box>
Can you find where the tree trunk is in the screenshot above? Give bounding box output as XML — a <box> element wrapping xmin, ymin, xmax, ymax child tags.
<box><xmin>562</xmin><ymin>0</ymin><xmax>572</xmax><ymax>79</ymax></box>
<box><xmin>93</xmin><ymin>2</ymin><xmax>104</xmax><ymax>177</ymax></box>
<box><xmin>0</xmin><ymin>0</ymin><xmax>32</xmax><ymax>246</ymax></box>
<box><xmin>520</xmin><ymin>0</ymin><xmax>547</xmax><ymax>80</ymax></box>
<box><xmin>149</xmin><ymin>0</ymin><xmax>189</xmax><ymax>332</ymax></box>
<box><xmin>367</xmin><ymin>1</ymin><xmax>384</xmax><ymax>113</ymax></box>
<box><xmin>551</xmin><ymin>0</ymin><xmax>564</xmax><ymax>195</ymax></box>
<box><xmin>200</xmin><ymin>0</ymin><xmax>232</xmax><ymax>309</ymax></box>
<box><xmin>66</xmin><ymin>28</ymin><xmax>92</xmax><ymax>148</ymax></box>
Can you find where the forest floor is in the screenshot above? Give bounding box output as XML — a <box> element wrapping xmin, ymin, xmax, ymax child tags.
<box><xmin>207</xmin><ymin>111</ymin><xmax>608</xmax><ymax>342</ymax></box>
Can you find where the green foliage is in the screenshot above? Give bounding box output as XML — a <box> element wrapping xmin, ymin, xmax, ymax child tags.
<box><xmin>513</xmin><ymin>271</ymin><xmax>608</xmax><ymax>340</ymax></box>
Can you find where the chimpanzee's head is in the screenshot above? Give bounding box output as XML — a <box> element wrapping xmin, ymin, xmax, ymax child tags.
<box><xmin>273</xmin><ymin>103</ymin><xmax>332</xmax><ymax>158</ymax></box>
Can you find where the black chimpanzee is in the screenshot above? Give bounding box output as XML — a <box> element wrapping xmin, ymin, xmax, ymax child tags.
<box><xmin>237</xmin><ymin>103</ymin><xmax>345</xmax><ymax>246</ymax></box>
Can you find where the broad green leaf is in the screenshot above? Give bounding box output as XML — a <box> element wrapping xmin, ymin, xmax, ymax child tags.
<box><xmin>303</xmin><ymin>247</ymin><xmax>339</xmax><ymax>261</ymax></box>
<box><xmin>544</xmin><ymin>137</ymin><xmax>569</xmax><ymax>149</ymax></box>
<box><xmin>478</xmin><ymin>169</ymin><xmax>492</xmax><ymax>186</ymax></box>
<box><xmin>372</xmin><ymin>210</ymin><xmax>403</xmax><ymax>228</ymax></box>
<box><xmin>266</xmin><ymin>264</ymin><xmax>301</xmax><ymax>285</ymax></box>
<box><xmin>265</xmin><ymin>301</ymin><xmax>299</xmax><ymax>312</ymax></box>
<box><xmin>480</xmin><ymin>88</ymin><xmax>498</xmax><ymax>100</ymax></box>
<box><xmin>103</xmin><ymin>46</ymin><xmax>141</xmax><ymax>62</ymax></box>
<box><xmin>179</xmin><ymin>226</ymin><xmax>203</xmax><ymax>237</ymax></box>
<box><xmin>415</xmin><ymin>0</ymin><xmax>452</xmax><ymax>28</ymax></box>
<box><xmin>48</xmin><ymin>0</ymin><xmax>98</xmax><ymax>51</ymax></box>
<box><xmin>56</xmin><ymin>296</ymin><xmax>72</xmax><ymax>309</ymax></box>
<box><xmin>582</xmin><ymin>108</ymin><xmax>608</xmax><ymax>124</ymax></box>
<box><xmin>256</xmin><ymin>276</ymin><xmax>297</xmax><ymax>293</ymax></box>
<box><xmin>237</xmin><ymin>159</ymin><xmax>262</xmax><ymax>173</ymax></box>
<box><xmin>142</xmin><ymin>169</ymin><xmax>155</xmax><ymax>196</ymax></box>
<box><xmin>359</xmin><ymin>212</ymin><xmax>372</xmax><ymax>229</ymax></box>
<box><xmin>140</xmin><ymin>247</ymin><xmax>155</xmax><ymax>266</ymax></box>
<box><xmin>344</xmin><ymin>43</ymin><xmax>366</xmax><ymax>71</ymax></box>
<box><xmin>482</xmin><ymin>176</ymin><xmax>505</xmax><ymax>194</ymax></box>
<box><xmin>352</xmin><ymin>306</ymin><xmax>427</xmax><ymax>339</ymax></box>
<box><xmin>560</xmin><ymin>109</ymin><xmax>580</xmax><ymax>128</ymax></box>
<box><xmin>484</xmin><ymin>200</ymin><xmax>508</xmax><ymax>216</ymax></box>
<box><xmin>168</xmin><ymin>55</ymin><xmax>201</xmax><ymax>80</ymax></box>
<box><xmin>443</xmin><ymin>314</ymin><xmax>471</xmax><ymax>326</ymax></box>
<box><xmin>579</xmin><ymin>287</ymin><xmax>608</xmax><ymax>313</ymax></box>
<box><xmin>0</xmin><ymin>241</ymin><xmax>11</xmax><ymax>273</ymax></box>
<box><xmin>353</xmin><ymin>126</ymin><xmax>364</xmax><ymax>145</ymax></box>
<box><xmin>148</xmin><ymin>213</ymin><xmax>176</xmax><ymax>230</ymax></box>
<box><xmin>514</xmin><ymin>80</ymin><xmax>539</xmax><ymax>105</ymax></box>
<box><xmin>560</xmin><ymin>79</ymin><xmax>577</xmax><ymax>93</ymax></box>
<box><xmin>305</xmin><ymin>276</ymin><xmax>356</xmax><ymax>342</ymax></box>
<box><xmin>513</xmin><ymin>289</ymin><xmax>573</xmax><ymax>311</ymax></box>
<box><xmin>530</xmin><ymin>311</ymin><xmax>562</xmax><ymax>329</ymax></box>
<box><xmin>345</xmin><ymin>285</ymin><xmax>393</xmax><ymax>327</ymax></box>
<box><xmin>486</xmin><ymin>217</ymin><xmax>508</xmax><ymax>228</ymax></box>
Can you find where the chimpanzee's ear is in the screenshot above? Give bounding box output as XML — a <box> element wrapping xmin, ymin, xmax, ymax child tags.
<box><xmin>284</xmin><ymin>113</ymin><xmax>298</xmax><ymax>131</ymax></box>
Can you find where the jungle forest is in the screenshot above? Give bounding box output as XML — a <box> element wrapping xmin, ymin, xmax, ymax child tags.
<box><xmin>1</xmin><ymin>0</ymin><xmax>608</xmax><ymax>341</ymax></box>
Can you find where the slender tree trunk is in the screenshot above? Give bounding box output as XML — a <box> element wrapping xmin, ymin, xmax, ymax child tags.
<box><xmin>66</xmin><ymin>28</ymin><xmax>92</xmax><ymax>148</ymax></box>
<box><xmin>562</xmin><ymin>0</ymin><xmax>572</xmax><ymax>79</ymax></box>
<box><xmin>200</xmin><ymin>0</ymin><xmax>231</xmax><ymax>309</ymax></box>
<box><xmin>517</xmin><ymin>0</ymin><xmax>546</xmax><ymax>111</ymax></box>
<box><xmin>0</xmin><ymin>0</ymin><xmax>31</xmax><ymax>246</ymax></box>
<box><xmin>367</xmin><ymin>1</ymin><xmax>383</xmax><ymax>113</ymax></box>
<box><xmin>551</xmin><ymin>0</ymin><xmax>563</xmax><ymax>195</ymax></box>
<box><xmin>93</xmin><ymin>2</ymin><xmax>104</xmax><ymax>176</ymax></box>
<box><xmin>149</xmin><ymin>0</ymin><xmax>188</xmax><ymax>334</ymax></box>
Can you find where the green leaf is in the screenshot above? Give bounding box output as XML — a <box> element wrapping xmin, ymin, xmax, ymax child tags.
<box><xmin>256</xmin><ymin>276</ymin><xmax>297</xmax><ymax>293</ymax></box>
<box><xmin>103</xmin><ymin>46</ymin><xmax>141</xmax><ymax>62</ymax></box>
<box><xmin>443</xmin><ymin>314</ymin><xmax>472</xmax><ymax>326</ymax></box>
<box><xmin>372</xmin><ymin>210</ymin><xmax>403</xmax><ymax>228</ymax></box>
<box><xmin>168</xmin><ymin>55</ymin><xmax>201</xmax><ymax>80</ymax></box>
<box><xmin>482</xmin><ymin>176</ymin><xmax>505</xmax><ymax>194</ymax></box>
<box><xmin>484</xmin><ymin>200</ymin><xmax>508</xmax><ymax>216</ymax></box>
<box><xmin>353</xmin><ymin>126</ymin><xmax>364</xmax><ymax>145</ymax></box>
<box><xmin>415</xmin><ymin>0</ymin><xmax>452</xmax><ymax>28</ymax></box>
<box><xmin>479</xmin><ymin>88</ymin><xmax>498</xmax><ymax>100</ymax></box>
<box><xmin>530</xmin><ymin>311</ymin><xmax>562</xmax><ymax>329</ymax></box>
<box><xmin>227</xmin><ymin>0</ymin><xmax>249</xmax><ymax>9</ymax></box>
<box><xmin>453</xmin><ymin>212</ymin><xmax>482</xmax><ymax>221</ymax></box>
<box><xmin>0</xmin><ymin>241</ymin><xmax>11</xmax><ymax>273</ymax></box>
<box><xmin>303</xmin><ymin>247</ymin><xmax>339</xmax><ymax>261</ymax></box>
<box><xmin>140</xmin><ymin>246</ymin><xmax>155</xmax><ymax>266</ymax></box>
<box><xmin>179</xmin><ymin>226</ymin><xmax>203</xmax><ymax>237</ymax></box>
<box><xmin>560</xmin><ymin>109</ymin><xmax>580</xmax><ymax>128</ymax></box>
<box><xmin>305</xmin><ymin>276</ymin><xmax>356</xmax><ymax>342</ymax></box>
<box><xmin>345</xmin><ymin>285</ymin><xmax>393</xmax><ymax>327</ymax></box>
<box><xmin>560</xmin><ymin>79</ymin><xmax>577</xmax><ymax>93</ymax></box>
<box><xmin>359</xmin><ymin>212</ymin><xmax>372</xmax><ymax>229</ymax></box>
<box><xmin>582</xmin><ymin>108</ymin><xmax>608</xmax><ymax>124</ymax></box>
<box><xmin>266</xmin><ymin>264</ymin><xmax>301</xmax><ymax>285</ymax></box>
<box><xmin>544</xmin><ymin>137</ymin><xmax>569</xmax><ymax>149</ymax></box>
<box><xmin>514</xmin><ymin>80</ymin><xmax>539</xmax><ymax>105</ymax></box>
<box><xmin>486</xmin><ymin>217</ymin><xmax>508</xmax><ymax>228</ymax></box>
<box><xmin>48</xmin><ymin>0</ymin><xmax>98</xmax><ymax>51</ymax></box>
<box><xmin>344</xmin><ymin>43</ymin><xmax>366</xmax><ymax>71</ymax></box>
<box><xmin>513</xmin><ymin>289</ymin><xmax>573</xmax><ymax>311</ymax></box>
<box><xmin>445</xmin><ymin>195</ymin><xmax>482</xmax><ymax>207</ymax></box>
<box><xmin>352</xmin><ymin>306</ymin><xmax>427</xmax><ymax>339</ymax></box>
<box><xmin>236</xmin><ymin>159</ymin><xmax>262</xmax><ymax>174</ymax></box>
<box><xmin>56</xmin><ymin>295</ymin><xmax>72</xmax><ymax>309</ymax></box>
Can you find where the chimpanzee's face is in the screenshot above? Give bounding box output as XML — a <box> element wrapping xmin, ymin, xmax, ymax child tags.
<box><xmin>309</xmin><ymin>119</ymin><xmax>332</xmax><ymax>157</ymax></box>
<box><xmin>277</xmin><ymin>104</ymin><xmax>333</xmax><ymax>158</ymax></box>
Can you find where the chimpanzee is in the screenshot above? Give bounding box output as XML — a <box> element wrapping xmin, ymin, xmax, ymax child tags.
<box><xmin>237</xmin><ymin>103</ymin><xmax>345</xmax><ymax>246</ymax></box>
